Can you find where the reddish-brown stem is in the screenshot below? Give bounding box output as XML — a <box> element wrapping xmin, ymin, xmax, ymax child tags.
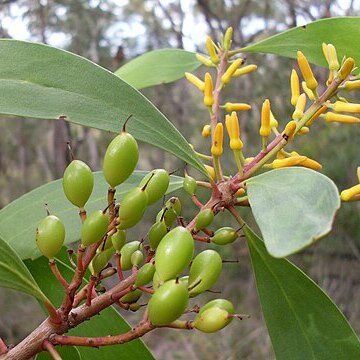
<box><xmin>42</xmin><ymin>339</ymin><xmax>62</xmax><ymax>360</ymax></box>
<box><xmin>196</xmin><ymin>181</ymin><xmax>212</xmax><ymax>189</ymax></box>
<box><xmin>0</xmin><ymin>338</ymin><xmax>8</xmax><ymax>355</ymax></box>
<box><xmin>201</xmin><ymin>227</ymin><xmax>214</xmax><ymax>237</ymax></box>
<box><xmin>192</xmin><ymin>234</ymin><xmax>210</xmax><ymax>243</ymax></box>
<box><xmin>86</xmin><ymin>277</ymin><xmax>97</xmax><ymax>306</ymax></box>
<box><xmin>49</xmin><ymin>260</ymin><xmax>69</xmax><ymax>289</ymax></box>
<box><xmin>107</xmin><ymin>187</ymin><xmax>116</xmax><ymax>222</ymax></box>
<box><xmin>115</xmin><ymin>253</ymin><xmax>124</xmax><ymax>281</ymax></box>
<box><xmin>137</xmin><ymin>286</ymin><xmax>154</xmax><ymax>294</ymax></box>
<box><xmin>227</xmin><ymin>205</ymin><xmax>244</xmax><ymax>226</ymax></box>
<box><xmin>79</xmin><ymin>208</ymin><xmax>87</xmax><ymax>223</ymax></box>
<box><xmin>77</xmin><ymin>246</ymin><xmax>85</xmax><ymax>273</ymax></box>
<box><xmin>191</xmin><ymin>194</ymin><xmax>204</xmax><ymax>208</ymax></box>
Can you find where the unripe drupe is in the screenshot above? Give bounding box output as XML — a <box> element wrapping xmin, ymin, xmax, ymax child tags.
<box><xmin>148</xmin><ymin>220</ymin><xmax>168</xmax><ymax>250</ymax></box>
<box><xmin>135</xmin><ymin>262</ymin><xmax>156</xmax><ymax>287</ymax></box>
<box><xmin>193</xmin><ymin>307</ymin><xmax>231</xmax><ymax>333</ymax></box>
<box><xmin>111</xmin><ymin>229</ymin><xmax>126</xmax><ymax>252</ymax></box>
<box><xmin>195</xmin><ymin>208</ymin><xmax>214</xmax><ymax>231</ymax></box>
<box><xmin>139</xmin><ymin>169</ymin><xmax>170</xmax><ymax>205</ymax></box>
<box><xmin>120</xmin><ymin>241</ymin><xmax>142</xmax><ymax>271</ymax></box>
<box><xmin>211</xmin><ymin>227</ymin><xmax>239</xmax><ymax>245</ymax></box>
<box><xmin>81</xmin><ymin>210</ymin><xmax>109</xmax><ymax>247</ymax></box>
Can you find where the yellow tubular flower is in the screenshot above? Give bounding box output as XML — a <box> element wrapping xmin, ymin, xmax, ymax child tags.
<box><xmin>206</xmin><ymin>36</ymin><xmax>219</xmax><ymax>64</ymax></box>
<box><xmin>343</xmin><ymin>80</ymin><xmax>360</xmax><ymax>91</ymax></box>
<box><xmin>306</xmin><ymin>105</ymin><xmax>327</xmax><ymax>126</ymax></box>
<box><xmin>270</xmin><ymin>111</ymin><xmax>278</xmax><ymax>128</ymax></box>
<box><xmin>326</xmin><ymin>44</ymin><xmax>340</xmax><ymax>71</ymax></box>
<box><xmin>259</xmin><ymin>99</ymin><xmax>271</xmax><ymax>137</ymax></box>
<box><xmin>223</xmin><ymin>102</ymin><xmax>251</xmax><ymax>112</ymax></box>
<box><xmin>300</xmin><ymin>158</ymin><xmax>322</xmax><ymax>170</ymax></box>
<box><xmin>223</xmin><ymin>27</ymin><xmax>233</xmax><ymax>51</ymax></box>
<box><xmin>211</xmin><ymin>123</ymin><xmax>224</xmax><ymax>156</ymax></box>
<box><xmin>283</xmin><ymin>120</ymin><xmax>297</xmax><ymax>140</ymax></box>
<box><xmin>271</xmin><ymin>156</ymin><xmax>307</xmax><ymax>169</ymax></box>
<box><xmin>204</xmin><ymin>165</ymin><xmax>216</xmax><ymax>181</ymax></box>
<box><xmin>233</xmin><ymin>64</ymin><xmax>257</xmax><ymax>77</ymax></box>
<box><xmin>221</xmin><ymin>58</ymin><xmax>244</xmax><ymax>85</ymax></box>
<box><xmin>235</xmin><ymin>188</ymin><xmax>245</xmax><ymax>197</ymax></box>
<box><xmin>203</xmin><ymin>72</ymin><xmax>214</xmax><ymax>107</ymax></box>
<box><xmin>333</xmin><ymin>101</ymin><xmax>360</xmax><ymax>114</ymax></box>
<box><xmin>292</xmin><ymin>93</ymin><xmax>307</xmax><ymax>120</ymax></box>
<box><xmin>357</xmin><ymin>167</ymin><xmax>360</xmax><ymax>182</ymax></box>
<box><xmin>196</xmin><ymin>53</ymin><xmax>214</xmax><ymax>67</ymax></box>
<box><xmin>202</xmin><ymin>124</ymin><xmax>211</xmax><ymax>138</ymax></box>
<box><xmin>302</xmin><ymin>81</ymin><xmax>316</xmax><ymax>101</ymax></box>
<box><xmin>322</xmin><ymin>43</ymin><xmax>329</xmax><ymax>63</ymax></box>
<box><xmin>338</xmin><ymin>57</ymin><xmax>355</xmax><ymax>80</ymax></box>
<box><xmin>322</xmin><ymin>112</ymin><xmax>360</xmax><ymax>124</ymax></box>
<box><xmin>290</xmin><ymin>69</ymin><xmax>300</xmax><ymax>106</ymax></box>
<box><xmin>341</xmin><ymin>184</ymin><xmax>360</xmax><ymax>201</ymax></box>
<box><xmin>185</xmin><ymin>72</ymin><xmax>205</xmax><ymax>91</ymax></box>
<box><xmin>297</xmin><ymin>51</ymin><xmax>318</xmax><ymax>91</ymax></box>
<box><xmin>298</xmin><ymin>126</ymin><xmax>310</xmax><ymax>135</ymax></box>
<box><xmin>228</xmin><ymin>112</ymin><xmax>243</xmax><ymax>150</ymax></box>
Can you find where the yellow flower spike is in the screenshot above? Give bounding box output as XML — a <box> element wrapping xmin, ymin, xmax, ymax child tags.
<box><xmin>270</xmin><ymin>111</ymin><xmax>278</xmax><ymax>128</ymax></box>
<box><xmin>203</xmin><ymin>72</ymin><xmax>214</xmax><ymax>107</ymax></box>
<box><xmin>259</xmin><ymin>99</ymin><xmax>271</xmax><ymax>137</ymax></box>
<box><xmin>298</xmin><ymin>126</ymin><xmax>310</xmax><ymax>135</ymax></box>
<box><xmin>333</xmin><ymin>101</ymin><xmax>360</xmax><ymax>114</ymax></box>
<box><xmin>301</xmin><ymin>81</ymin><xmax>316</xmax><ymax>101</ymax></box>
<box><xmin>271</xmin><ymin>156</ymin><xmax>308</xmax><ymax>169</ymax></box>
<box><xmin>185</xmin><ymin>72</ymin><xmax>205</xmax><ymax>91</ymax></box>
<box><xmin>321</xmin><ymin>112</ymin><xmax>360</xmax><ymax>124</ymax></box>
<box><xmin>206</xmin><ymin>36</ymin><xmax>219</xmax><ymax>65</ymax></box>
<box><xmin>338</xmin><ymin>57</ymin><xmax>355</xmax><ymax>81</ymax></box>
<box><xmin>202</xmin><ymin>124</ymin><xmax>211</xmax><ymax>138</ymax></box>
<box><xmin>223</xmin><ymin>102</ymin><xmax>251</xmax><ymax>112</ymax></box>
<box><xmin>196</xmin><ymin>53</ymin><xmax>214</xmax><ymax>67</ymax></box>
<box><xmin>292</xmin><ymin>93</ymin><xmax>307</xmax><ymax>120</ymax></box>
<box><xmin>282</xmin><ymin>120</ymin><xmax>297</xmax><ymax>140</ymax></box>
<box><xmin>290</xmin><ymin>69</ymin><xmax>300</xmax><ymax>106</ymax></box>
<box><xmin>223</xmin><ymin>27</ymin><xmax>233</xmax><ymax>51</ymax></box>
<box><xmin>233</xmin><ymin>64</ymin><xmax>257</xmax><ymax>77</ymax></box>
<box><xmin>221</xmin><ymin>58</ymin><xmax>244</xmax><ymax>85</ymax></box>
<box><xmin>343</xmin><ymin>80</ymin><xmax>360</xmax><ymax>91</ymax></box>
<box><xmin>326</xmin><ymin>44</ymin><xmax>340</xmax><ymax>71</ymax></box>
<box><xmin>211</xmin><ymin>123</ymin><xmax>224</xmax><ymax>156</ymax></box>
<box><xmin>340</xmin><ymin>184</ymin><xmax>360</xmax><ymax>201</ymax></box>
<box><xmin>297</xmin><ymin>51</ymin><xmax>318</xmax><ymax>91</ymax></box>
<box><xmin>204</xmin><ymin>165</ymin><xmax>216</xmax><ymax>181</ymax></box>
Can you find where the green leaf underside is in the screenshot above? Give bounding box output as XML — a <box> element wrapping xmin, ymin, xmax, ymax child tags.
<box><xmin>247</xmin><ymin>167</ymin><xmax>340</xmax><ymax>257</ymax></box>
<box><xmin>0</xmin><ymin>40</ymin><xmax>206</xmax><ymax>176</ymax></box>
<box><xmin>241</xmin><ymin>17</ymin><xmax>360</xmax><ymax>71</ymax></box>
<box><xmin>26</xmin><ymin>249</ymin><xmax>154</xmax><ymax>360</ymax></box>
<box><xmin>116</xmin><ymin>49</ymin><xmax>200</xmax><ymax>89</ymax></box>
<box><xmin>245</xmin><ymin>225</ymin><xmax>360</xmax><ymax>360</ymax></box>
<box><xmin>0</xmin><ymin>235</ymin><xmax>47</xmax><ymax>301</ymax></box>
<box><xmin>0</xmin><ymin>171</ymin><xmax>184</xmax><ymax>260</ymax></box>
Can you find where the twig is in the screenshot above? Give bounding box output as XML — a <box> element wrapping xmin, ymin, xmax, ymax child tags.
<box><xmin>42</xmin><ymin>340</ymin><xmax>62</xmax><ymax>360</ymax></box>
<box><xmin>49</xmin><ymin>260</ymin><xmax>69</xmax><ymax>289</ymax></box>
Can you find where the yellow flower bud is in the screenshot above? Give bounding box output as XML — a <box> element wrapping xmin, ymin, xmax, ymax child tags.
<box><xmin>221</xmin><ymin>58</ymin><xmax>243</xmax><ymax>85</ymax></box>
<box><xmin>202</xmin><ymin>124</ymin><xmax>211</xmax><ymax>138</ymax></box>
<box><xmin>196</xmin><ymin>53</ymin><xmax>214</xmax><ymax>67</ymax></box>
<box><xmin>276</xmin><ymin>150</ymin><xmax>286</xmax><ymax>159</ymax></box>
<box><xmin>298</xmin><ymin>126</ymin><xmax>310</xmax><ymax>135</ymax></box>
<box><xmin>235</xmin><ymin>188</ymin><xmax>245</xmax><ymax>197</ymax></box>
<box><xmin>301</xmin><ymin>158</ymin><xmax>322</xmax><ymax>170</ymax></box>
<box><xmin>306</xmin><ymin>105</ymin><xmax>327</xmax><ymax>126</ymax></box>
<box><xmin>357</xmin><ymin>167</ymin><xmax>360</xmax><ymax>183</ymax></box>
<box><xmin>343</xmin><ymin>80</ymin><xmax>360</xmax><ymax>91</ymax></box>
<box><xmin>233</xmin><ymin>64</ymin><xmax>257</xmax><ymax>77</ymax></box>
<box><xmin>259</xmin><ymin>99</ymin><xmax>271</xmax><ymax>137</ymax></box>
<box><xmin>322</xmin><ymin>112</ymin><xmax>360</xmax><ymax>124</ymax></box>
<box><xmin>283</xmin><ymin>120</ymin><xmax>297</xmax><ymax>140</ymax></box>
<box><xmin>290</xmin><ymin>69</ymin><xmax>300</xmax><ymax>106</ymax></box>
<box><xmin>326</xmin><ymin>71</ymin><xmax>334</xmax><ymax>86</ymax></box>
<box><xmin>271</xmin><ymin>156</ymin><xmax>307</xmax><ymax>169</ymax></box>
<box><xmin>338</xmin><ymin>57</ymin><xmax>355</xmax><ymax>81</ymax></box>
<box><xmin>270</xmin><ymin>111</ymin><xmax>278</xmax><ymax>128</ymax></box>
<box><xmin>185</xmin><ymin>72</ymin><xmax>205</xmax><ymax>91</ymax></box>
<box><xmin>301</xmin><ymin>81</ymin><xmax>316</xmax><ymax>101</ymax></box>
<box><xmin>206</xmin><ymin>36</ymin><xmax>219</xmax><ymax>64</ymax></box>
<box><xmin>225</xmin><ymin>112</ymin><xmax>243</xmax><ymax>150</ymax></box>
<box><xmin>322</xmin><ymin>43</ymin><xmax>329</xmax><ymax>63</ymax></box>
<box><xmin>292</xmin><ymin>93</ymin><xmax>307</xmax><ymax>120</ymax></box>
<box><xmin>223</xmin><ymin>102</ymin><xmax>251</xmax><ymax>112</ymax></box>
<box><xmin>211</xmin><ymin>123</ymin><xmax>224</xmax><ymax>156</ymax></box>
<box><xmin>223</xmin><ymin>27</ymin><xmax>233</xmax><ymax>51</ymax></box>
<box><xmin>203</xmin><ymin>72</ymin><xmax>214</xmax><ymax>107</ymax></box>
<box><xmin>297</xmin><ymin>51</ymin><xmax>318</xmax><ymax>91</ymax></box>
<box><xmin>325</xmin><ymin>44</ymin><xmax>340</xmax><ymax>71</ymax></box>
<box><xmin>244</xmin><ymin>157</ymin><xmax>254</xmax><ymax>165</ymax></box>
<box><xmin>333</xmin><ymin>101</ymin><xmax>360</xmax><ymax>114</ymax></box>
<box><xmin>340</xmin><ymin>184</ymin><xmax>360</xmax><ymax>201</ymax></box>
<box><xmin>204</xmin><ymin>165</ymin><xmax>216</xmax><ymax>181</ymax></box>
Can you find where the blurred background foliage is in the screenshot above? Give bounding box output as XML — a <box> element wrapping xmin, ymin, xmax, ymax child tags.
<box><xmin>0</xmin><ymin>1</ymin><xmax>359</xmax><ymax>359</ymax></box>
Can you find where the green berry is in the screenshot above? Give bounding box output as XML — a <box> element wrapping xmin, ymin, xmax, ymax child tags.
<box><xmin>195</xmin><ymin>208</ymin><xmax>214</xmax><ymax>231</ymax></box>
<box><xmin>63</xmin><ymin>160</ymin><xmax>94</xmax><ymax>208</ymax></box>
<box><xmin>155</xmin><ymin>226</ymin><xmax>194</xmax><ymax>282</ymax></box>
<box><xmin>148</xmin><ymin>220</ymin><xmax>168</xmax><ymax>250</ymax></box>
<box><xmin>148</xmin><ymin>279</ymin><xmax>189</xmax><ymax>326</ymax></box>
<box><xmin>193</xmin><ymin>307</ymin><xmax>231</xmax><ymax>333</ymax></box>
<box><xmin>129</xmin><ymin>303</ymin><xmax>141</xmax><ymax>312</ymax></box>
<box><xmin>131</xmin><ymin>249</ymin><xmax>144</xmax><ymax>267</ymax></box>
<box><xmin>103</xmin><ymin>131</ymin><xmax>138</xmax><ymax>188</ymax></box>
<box><xmin>120</xmin><ymin>288</ymin><xmax>142</xmax><ymax>304</ymax></box>
<box><xmin>188</xmin><ymin>249</ymin><xmax>222</xmax><ymax>297</ymax></box>
<box><xmin>152</xmin><ymin>271</ymin><xmax>162</xmax><ymax>290</ymax></box>
<box><xmin>199</xmin><ymin>299</ymin><xmax>235</xmax><ymax>315</ymax></box>
<box><xmin>120</xmin><ymin>241</ymin><xmax>142</xmax><ymax>271</ymax></box>
<box><xmin>211</xmin><ymin>227</ymin><xmax>238</xmax><ymax>245</ymax></box>
<box><xmin>98</xmin><ymin>235</ymin><xmax>113</xmax><ymax>251</ymax></box>
<box><xmin>36</xmin><ymin>215</ymin><xmax>65</xmax><ymax>259</ymax></box>
<box><xmin>81</xmin><ymin>210</ymin><xmax>109</xmax><ymax>247</ymax></box>
<box><xmin>135</xmin><ymin>262</ymin><xmax>156</xmax><ymax>287</ymax></box>
<box><xmin>156</xmin><ymin>197</ymin><xmax>181</xmax><ymax>227</ymax></box>
<box><xmin>111</xmin><ymin>230</ymin><xmax>126</xmax><ymax>252</ymax></box>
<box><xmin>183</xmin><ymin>174</ymin><xmax>197</xmax><ymax>195</ymax></box>
<box><xmin>118</xmin><ymin>187</ymin><xmax>148</xmax><ymax>230</ymax></box>
<box><xmin>91</xmin><ymin>248</ymin><xmax>114</xmax><ymax>275</ymax></box>
<box><xmin>139</xmin><ymin>169</ymin><xmax>170</xmax><ymax>205</ymax></box>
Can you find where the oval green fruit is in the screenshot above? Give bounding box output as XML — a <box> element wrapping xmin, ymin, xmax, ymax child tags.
<box><xmin>81</xmin><ymin>210</ymin><xmax>109</xmax><ymax>247</ymax></box>
<box><xmin>193</xmin><ymin>307</ymin><xmax>231</xmax><ymax>333</ymax></box>
<box><xmin>131</xmin><ymin>249</ymin><xmax>144</xmax><ymax>267</ymax></box>
<box><xmin>152</xmin><ymin>271</ymin><xmax>162</xmax><ymax>290</ymax></box>
<box><xmin>148</xmin><ymin>279</ymin><xmax>189</xmax><ymax>326</ymax></box>
<box><xmin>183</xmin><ymin>174</ymin><xmax>197</xmax><ymax>195</ymax></box>
<box><xmin>188</xmin><ymin>249</ymin><xmax>222</xmax><ymax>297</ymax></box>
<box><xmin>199</xmin><ymin>299</ymin><xmax>235</xmax><ymax>315</ymax></box>
<box><xmin>63</xmin><ymin>160</ymin><xmax>94</xmax><ymax>208</ymax></box>
<box><xmin>111</xmin><ymin>229</ymin><xmax>126</xmax><ymax>252</ymax></box>
<box><xmin>139</xmin><ymin>169</ymin><xmax>170</xmax><ymax>205</ymax></box>
<box><xmin>148</xmin><ymin>220</ymin><xmax>168</xmax><ymax>250</ymax></box>
<box><xmin>118</xmin><ymin>187</ymin><xmax>148</xmax><ymax>230</ymax></box>
<box><xmin>36</xmin><ymin>215</ymin><xmax>65</xmax><ymax>259</ymax></box>
<box><xmin>195</xmin><ymin>209</ymin><xmax>214</xmax><ymax>231</ymax></box>
<box><xmin>91</xmin><ymin>248</ymin><xmax>114</xmax><ymax>275</ymax></box>
<box><xmin>156</xmin><ymin>197</ymin><xmax>182</xmax><ymax>227</ymax></box>
<box><xmin>211</xmin><ymin>227</ymin><xmax>238</xmax><ymax>245</ymax></box>
<box><xmin>120</xmin><ymin>288</ymin><xmax>142</xmax><ymax>304</ymax></box>
<box><xmin>155</xmin><ymin>226</ymin><xmax>194</xmax><ymax>281</ymax></box>
<box><xmin>98</xmin><ymin>235</ymin><xmax>113</xmax><ymax>251</ymax></box>
<box><xmin>120</xmin><ymin>241</ymin><xmax>142</xmax><ymax>271</ymax></box>
<box><xmin>135</xmin><ymin>262</ymin><xmax>156</xmax><ymax>287</ymax></box>
<box><xmin>103</xmin><ymin>131</ymin><xmax>139</xmax><ymax>188</ymax></box>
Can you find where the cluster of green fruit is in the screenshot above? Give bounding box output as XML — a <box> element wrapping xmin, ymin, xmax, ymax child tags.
<box><xmin>35</xmin><ymin>123</ymin><xmax>242</xmax><ymax>333</ymax></box>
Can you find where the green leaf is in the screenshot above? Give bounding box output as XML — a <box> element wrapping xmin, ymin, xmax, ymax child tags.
<box><xmin>0</xmin><ymin>235</ymin><xmax>47</xmax><ymax>301</ymax></box>
<box><xmin>241</xmin><ymin>17</ymin><xmax>360</xmax><ymax>70</ymax></box>
<box><xmin>26</xmin><ymin>250</ymin><xmax>154</xmax><ymax>360</ymax></box>
<box><xmin>36</xmin><ymin>346</ymin><xmax>82</xmax><ymax>360</ymax></box>
<box><xmin>0</xmin><ymin>40</ymin><xmax>206</xmax><ymax>176</ymax></box>
<box><xmin>0</xmin><ymin>171</ymin><xmax>184</xmax><ymax>260</ymax></box>
<box><xmin>245</xmin><ymin>225</ymin><xmax>360</xmax><ymax>360</ymax></box>
<box><xmin>115</xmin><ymin>49</ymin><xmax>200</xmax><ymax>89</ymax></box>
<box><xmin>247</xmin><ymin>168</ymin><xmax>340</xmax><ymax>257</ymax></box>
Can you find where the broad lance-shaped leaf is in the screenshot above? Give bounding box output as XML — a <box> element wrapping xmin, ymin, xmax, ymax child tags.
<box><xmin>116</xmin><ymin>49</ymin><xmax>200</xmax><ymax>89</ymax></box>
<box><xmin>247</xmin><ymin>167</ymin><xmax>340</xmax><ymax>257</ymax></box>
<box><xmin>26</xmin><ymin>249</ymin><xmax>154</xmax><ymax>360</ymax></box>
<box><xmin>0</xmin><ymin>235</ymin><xmax>48</xmax><ymax>302</ymax></box>
<box><xmin>0</xmin><ymin>171</ymin><xmax>184</xmax><ymax>260</ymax></box>
<box><xmin>245</xmin><ymin>225</ymin><xmax>360</xmax><ymax>360</ymax></box>
<box><xmin>0</xmin><ymin>40</ymin><xmax>206</xmax><ymax>176</ymax></box>
<box><xmin>241</xmin><ymin>17</ymin><xmax>360</xmax><ymax>70</ymax></box>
